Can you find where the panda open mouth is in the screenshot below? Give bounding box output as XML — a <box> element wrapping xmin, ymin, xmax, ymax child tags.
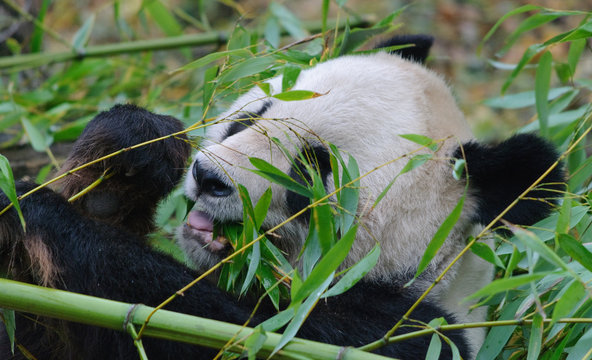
<box><xmin>185</xmin><ymin>210</ymin><xmax>229</xmax><ymax>252</ymax></box>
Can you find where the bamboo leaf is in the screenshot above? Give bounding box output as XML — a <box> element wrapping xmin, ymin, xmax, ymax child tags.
<box><xmin>556</xmin><ymin>194</ymin><xmax>571</xmax><ymax>237</ymax></box>
<box><xmin>339</xmin><ymin>153</ymin><xmax>360</xmax><ymax>234</ymax></box>
<box><xmin>555</xmin><ymin>63</ymin><xmax>572</xmax><ymax>84</ymax></box>
<box><xmin>465</xmin><ymin>272</ymin><xmax>554</xmax><ymax>301</ymax></box>
<box><xmin>0</xmin><ymin>155</ymin><xmax>25</xmax><ymax>229</ymax></box>
<box><xmin>339</xmin><ymin>26</ymin><xmax>391</xmax><ymax>55</ymax></box>
<box><xmin>246</xmin><ymin>326</ymin><xmax>267</xmax><ymax>360</ymax></box>
<box><xmin>498</xmin><ymin>13</ymin><xmax>559</xmax><ymax>57</ymax></box>
<box><xmin>272</xmin><ymin>90</ymin><xmax>322</xmax><ymax>101</ymax></box>
<box><xmin>558</xmin><ymin>234</ymin><xmax>592</xmax><ymax>273</ymax></box>
<box><xmin>476</xmin><ymin>299</ymin><xmax>521</xmax><ymax>358</ymax></box>
<box><xmin>272</xmin><ymin>276</ymin><xmax>333</xmax><ymax>356</ymax></box>
<box><xmin>264</xmin><ymin>16</ymin><xmax>280</xmax><ymax>49</ymax></box>
<box><xmin>293</xmin><ymin>225</ymin><xmax>358</xmax><ymax>303</ymax></box>
<box><xmin>0</xmin><ymin>309</ymin><xmax>15</xmax><ymax>354</ymax></box>
<box><xmin>504</xmin><ymin>246</ymin><xmax>522</xmax><ymax>279</ymax></box>
<box><xmin>511</xmin><ymin>226</ymin><xmax>570</xmax><ymax>272</ymax></box>
<box><xmin>256</xmin><ymin>261</ymin><xmax>281</xmax><ymax>310</ymax></box>
<box><xmin>452</xmin><ymin>159</ymin><xmax>465</xmax><ymax>181</ymax></box>
<box><xmin>31</xmin><ymin>0</ymin><xmax>51</xmax><ymax>53</ymax></box>
<box><xmin>484</xmin><ymin>87</ymin><xmax>571</xmax><ymax>109</ymax></box>
<box><xmin>401</xmin><ymin>154</ymin><xmax>432</xmax><ymax>174</ymax></box>
<box><xmin>449</xmin><ymin>338</ymin><xmax>461</xmax><ymax>360</ymax></box>
<box><xmin>259</xmin><ymin>308</ymin><xmax>294</xmax><ymax>332</ymax></box>
<box><xmin>321</xmin><ymin>0</ymin><xmax>329</xmax><ymax>35</ymax></box>
<box><xmin>471</xmin><ymin>242</ymin><xmax>505</xmax><ymax>269</ymax></box>
<box><xmin>400</xmin><ymin>134</ymin><xmax>438</xmax><ymax>151</ymax></box>
<box><xmin>202</xmin><ymin>65</ymin><xmax>218</xmax><ymax>118</ymax></box>
<box><xmin>218</xmin><ymin>57</ymin><xmax>277</xmax><ymax>84</ymax></box>
<box><xmin>253</xmin><ymin>187</ymin><xmax>272</xmax><ymax>230</ymax></box>
<box><xmin>569</xmin><ymin>154</ymin><xmax>592</xmax><ymax>191</ymax></box>
<box><xmin>566</xmin><ymin>326</ymin><xmax>592</xmax><ymax>360</ymax></box>
<box><xmin>144</xmin><ymin>0</ymin><xmax>182</xmax><ymax>37</ymax></box>
<box><xmin>412</xmin><ymin>193</ymin><xmax>465</xmax><ymax>282</ymax></box>
<box><xmin>322</xmin><ymin>245</ymin><xmax>380</xmax><ymax>298</ymax></box>
<box><xmin>249</xmin><ymin>157</ymin><xmax>312</xmax><ymax>198</ymax></box>
<box><xmin>20</xmin><ymin>117</ymin><xmax>48</xmax><ymax>152</ymax></box>
<box><xmin>281</xmin><ymin>65</ymin><xmax>302</xmax><ymax>92</ymax></box>
<box><xmin>240</xmin><ymin>237</ymin><xmax>260</xmax><ymax>295</ymax></box>
<box><xmin>535</xmin><ymin>51</ymin><xmax>553</xmax><ymax>136</ymax></box>
<box><xmin>311</xmin><ymin>177</ymin><xmax>334</xmax><ymax>255</ymax></box>
<box><xmin>72</xmin><ymin>15</ymin><xmax>95</xmax><ymax>50</ymax></box>
<box><xmin>551</xmin><ymin>279</ymin><xmax>585</xmax><ymax>326</ymax></box>
<box><xmin>261</xmin><ymin>239</ymin><xmax>293</xmax><ymax>275</ymax></box>
<box><xmin>426</xmin><ymin>333</ymin><xmax>442</xmax><ymax>360</ymax></box>
<box><xmin>257</xmin><ymin>82</ymin><xmax>271</xmax><ymax>96</ymax></box>
<box><xmin>269</xmin><ymin>3</ymin><xmax>307</xmax><ymax>39</ymax></box>
<box><xmin>374</xmin><ymin>7</ymin><xmax>406</xmax><ymax>28</ymax></box>
<box><xmin>290</xmin><ymin>270</ymin><xmax>303</xmax><ymax>301</ymax></box>
<box><xmin>502</xmin><ymin>43</ymin><xmax>546</xmax><ymax>94</ymax></box>
<box><xmin>547</xmin><ymin>18</ymin><xmax>592</xmax><ymax>44</ymax></box>
<box><xmin>425</xmin><ymin>318</ymin><xmax>446</xmax><ymax>360</ymax></box>
<box><xmin>172</xmin><ymin>49</ymin><xmax>250</xmax><ymax>75</ymax></box>
<box><xmin>301</xmin><ymin>222</ymin><xmax>323</xmax><ymax>279</ymax></box>
<box><xmin>568</xmin><ymin>39</ymin><xmax>587</xmax><ymax>75</ymax></box>
<box><xmin>478</xmin><ymin>5</ymin><xmax>542</xmax><ymax>54</ymax></box>
<box><xmin>527</xmin><ymin>313</ymin><xmax>543</xmax><ymax>360</ymax></box>
<box><xmin>237</xmin><ymin>184</ymin><xmax>256</xmax><ymax>226</ymax></box>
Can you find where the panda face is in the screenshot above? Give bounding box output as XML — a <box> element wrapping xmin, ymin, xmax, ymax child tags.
<box><xmin>180</xmin><ymin>52</ymin><xmax>481</xmax><ymax>283</ymax></box>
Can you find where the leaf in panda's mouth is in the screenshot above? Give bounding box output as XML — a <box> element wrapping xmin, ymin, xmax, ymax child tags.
<box><xmin>213</xmin><ymin>221</ymin><xmax>243</xmax><ymax>250</ymax></box>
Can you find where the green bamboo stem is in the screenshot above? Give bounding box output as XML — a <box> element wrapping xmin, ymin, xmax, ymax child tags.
<box><xmin>0</xmin><ymin>32</ymin><xmax>226</xmax><ymax>70</ymax></box>
<box><xmin>0</xmin><ymin>278</ymin><xmax>389</xmax><ymax>360</ymax></box>
<box><xmin>362</xmin><ymin>318</ymin><xmax>592</xmax><ymax>350</ymax></box>
<box><xmin>0</xmin><ymin>18</ymin><xmax>369</xmax><ymax>71</ymax></box>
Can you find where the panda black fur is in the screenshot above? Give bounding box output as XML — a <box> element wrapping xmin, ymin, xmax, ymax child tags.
<box><xmin>0</xmin><ymin>36</ymin><xmax>563</xmax><ymax>360</ymax></box>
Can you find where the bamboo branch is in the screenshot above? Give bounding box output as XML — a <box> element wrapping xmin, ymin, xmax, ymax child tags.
<box><xmin>0</xmin><ymin>18</ymin><xmax>369</xmax><ymax>71</ymax></box>
<box><xmin>0</xmin><ymin>278</ymin><xmax>390</xmax><ymax>360</ymax></box>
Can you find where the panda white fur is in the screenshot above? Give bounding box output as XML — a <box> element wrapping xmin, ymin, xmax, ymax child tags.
<box><xmin>179</xmin><ymin>37</ymin><xmax>563</xmax><ymax>358</ymax></box>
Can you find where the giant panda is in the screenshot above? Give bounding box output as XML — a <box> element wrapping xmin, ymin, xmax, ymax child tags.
<box><xmin>179</xmin><ymin>36</ymin><xmax>564</xmax><ymax>356</ymax></box>
<box><xmin>0</xmin><ymin>36</ymin><xmax>563</xmax><ymax>360</ymax></box>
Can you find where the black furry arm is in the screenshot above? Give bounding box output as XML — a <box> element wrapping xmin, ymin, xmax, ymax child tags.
<box><xmin>456</xmin><ymin>133</ymin><xmax>565</xmax><ymax>227</ymax></box>
<box><xmin>0</xmin><ymin>182</ymin><xmax>469</xmax><ymax>360</ymax></box>
<box><xmin>0</xmin><ymin>182</ymin><xmax>257</xmax><ymax>359</ymax></box>
<box><xmin>56</xmin><ymin>104</ymin><xmax>191</xmax><ymax>236</ymax></box>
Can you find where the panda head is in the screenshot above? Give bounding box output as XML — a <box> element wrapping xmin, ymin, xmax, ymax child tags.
<box><xmin>179</xmin><ymin>36</ymin><xmax>564</xmax><ymax>285</ymax></box>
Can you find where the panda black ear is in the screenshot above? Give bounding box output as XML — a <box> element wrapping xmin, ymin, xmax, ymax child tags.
<box><xmin>455</xmin><ymin>133</ymin><xmax>565</xmax><ymax>227</ymax></box>
<box><xmin>375</xmin><ymin>34</ymin><xmax>434</xmax><ymax>63</ymax></box>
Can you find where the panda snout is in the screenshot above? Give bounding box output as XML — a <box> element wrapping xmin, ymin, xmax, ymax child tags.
<box><xmin>192</xmin><ymin>159</ymin><xmax>233</xmax><ymax>197</ymax></box>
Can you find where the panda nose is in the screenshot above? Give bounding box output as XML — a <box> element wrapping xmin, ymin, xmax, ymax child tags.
<box><xmin>192</xmin><ymin>159</ymin><xmax>233</xmax><ymax>197</ymax></box>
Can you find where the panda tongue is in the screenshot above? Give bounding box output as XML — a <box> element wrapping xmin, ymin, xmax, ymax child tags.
<box><xmin>186</xmin><ymin>211</ymin><xmax>229</xmax><ymax>251</ymax></box>
<box><xmin>187</xmin><ymin>211</ymin><xmax>214</xmax><ymax>232</ymax></box>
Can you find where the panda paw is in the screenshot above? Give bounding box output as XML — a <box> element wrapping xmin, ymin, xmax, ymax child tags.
<box><xmin>54</xmin><ymin>105</ymin><xmax>191</xmax><ymax>236</ymax></box>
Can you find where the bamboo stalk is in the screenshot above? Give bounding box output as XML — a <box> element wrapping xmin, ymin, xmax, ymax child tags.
<box><xmin>0</xmin><ymin>278</ymin><xmax>389</xmax><ymax>360</ymax></box>
<box><xmin>0</xmin><ymin>18</ymin><xmax>369</xmax><ymax>71</ymax></box>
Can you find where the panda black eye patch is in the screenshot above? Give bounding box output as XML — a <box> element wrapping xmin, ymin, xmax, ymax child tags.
<box><xmin>223</xmin><ymin>101</ymin><xmax>272</xmax><ymax>140</ymax></box>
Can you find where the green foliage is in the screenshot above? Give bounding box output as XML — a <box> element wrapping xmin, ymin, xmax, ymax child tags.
<box><xmin>474</xmin><ymin>7</ymin><xmax>592</xmax><ymax>359</ymax></box>
<box><xmin>0</xmin><ymin>155</ymin><xmax>25</xmax><ymax>229</ymax></box>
